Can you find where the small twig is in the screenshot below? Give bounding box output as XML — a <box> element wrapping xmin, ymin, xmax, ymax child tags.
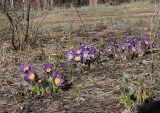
<box><xmin>74</xmin><ymin>7</ymin><xmax>88</xmax><ymax>35</ymax></box>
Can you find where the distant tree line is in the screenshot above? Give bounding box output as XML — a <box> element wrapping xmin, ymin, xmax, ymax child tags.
<box><xmin>0</xmin><ymin>0</ymin><xmax>158</xmax><ymax>11</ymax></box>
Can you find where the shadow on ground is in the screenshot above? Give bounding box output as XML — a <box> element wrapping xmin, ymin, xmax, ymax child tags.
<box><xmin>137</xmin><ymin>99</ymin><xmax>160</xmax><ymax>113</ymax></box>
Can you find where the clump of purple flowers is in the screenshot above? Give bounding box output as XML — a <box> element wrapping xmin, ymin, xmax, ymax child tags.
<box><xmin>20</xmin><ymin>63</ymin><xmax>64</xmax><ymax>96</ymax></box>
<box><xmin>104</xmin><ymin>38</ymin><xmax>160</xmax><ymax>60</ymax></box>
<box><xmin>65</xmin><ymin>42</ymin><xmax>100</xmax><ymax>67</ymax></box>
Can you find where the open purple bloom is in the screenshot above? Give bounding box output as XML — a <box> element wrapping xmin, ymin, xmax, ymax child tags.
<box><xmin>53</xmin><ymin>75</ymin><xmax>64</xmax><ymax>86</ymax></box>
<box><xmin>74</xmin><ymin>47</ymin><xmax>83</xmax><ymax>55</ymax></box>
<box><xmin>74</xmin><ymin>55</ymin><xmax>82</xmax><ymax>62</ymax></box>
<box><xmin>89</xmin><ymin>52</ymin><xmax>96</xmax><ymax>60</ymax></box>
<box><xmin>140</xmin><ymin>38</ymin><xmax>150</xmax><ymax>46</ymax></box>
<box><xmin>129</xmin><ymin>45</ymin><xmax>140</xmax><ymax>54</ymax></box>
<box><xmin>65</xmin><ymin>51</ymin><xmax>75</xmax><ymax>62</ymax></box>
<box><xmin>25</xmin><ymin>71</ymin><xmax>39</xmax><ymax>82</ymax></box>
<box><xmin>82</xmin><ymin>51</ymin><xmax>90</xmax><ymax>60</ymax></box>
<box><xmin>20</xmin><ymin>64</ymin><xmax>31</xmax><ymax>73</ymax></box>
<box><xmin>42</xmin><ymin>64</ymin><xmax>54</xmax><ymax>74</ymax></box>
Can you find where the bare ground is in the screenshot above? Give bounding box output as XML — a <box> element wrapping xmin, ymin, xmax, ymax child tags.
<box><xmin>0</xmin><ymin>5</ymin><xmax>160</xmax><ymax>113</ymax></box>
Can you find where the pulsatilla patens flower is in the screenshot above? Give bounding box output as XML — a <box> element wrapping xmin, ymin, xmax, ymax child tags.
<box><xmin>65</xmin><ymin>51</ymin><xmax>75</xmax><ymax>62</ymax></box>
<box><xmin>140</xmin><ymin>39</ymin><xmax>158</xmax><ymax>50</ymax></box>
<box><xmin>25</xmin><ymin>71</ymin><xmax>39</xmax><ymax>82</ymax></box>
<box><xmin>82</xmin><ymin>51</ymin><xmax>90</xmax><ymax>60</ymax></box>
<box><xmin>84</xmin><ymin>44</ymin><xmax>91</xmax><ymax>51</ymax></box>
<box><xmin>140</xmin><ymin>38</ymin><xmax>150</xmax><ymax>46</ymax></box>
<box><xmin>20</xmin><ymin>64</ymin><xmax>31</xmax><ymax>73</ymax></box>
<box><xmin>89</xmin><ymin>49</ymin><xmax>99</xmax><ymax>61</ymax></box>
<box><xmin>53</xmin><ymin>73</ymin><xmax>64</xmax><ymax>86</ymax></box>
<box><xmin>74</xmin><ymin>47</ymin><xmax>83</xmax><ymax>55</ymax></box>
<box><xmin>89</xmin><ymin>52</ymin><xmax>96</xmax><ymax>60</ymax></box>
<box><xmin>129</xmin><ymin>45</ymin><xmax>140</xmax><ymax>54</ymax></box>
<box><xmin>80</xmin><ymin>42</ymin><xmax>92</xmax><ymax>51</ymax></box>
<box><xmin>118</xmin><ymin>43</ymin><xmax>128</xmax><ymax>51</ymax></box>
<box><xmin>54</xmin><ymin>71</ymin><xmax>63</xmax><ymax>78</ymax></box>
<box><xmin>74</xmin><ymin>55</ymin><xmax>82</xmax><ymax>62</ymax></box>
<box><xmin>151</xmin><ymin>41</ymin><xmax>157</xmax><ymax>48</ymax></box>
<box><xmin>80</xmin><ymin>42</ymin><xmax>86</xmax><ymax>48</ymax></box>
<box><xmin>127</xmin><ymin>39</ymin><xmax>138</xmax><ymax>46</ymax></box>
<box><xmin>42</xmin><ymin>64</ymin><xmax>54</xmax><ymax>74</ymax></box>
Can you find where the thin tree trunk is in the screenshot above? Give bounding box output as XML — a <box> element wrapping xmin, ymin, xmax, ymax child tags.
<box><xmin>34</xmin><ymin>0</ymin><xmax>40</xmax><ymax>11</ymax></box>
<box><xmin>22</xmin><ymin>0</ymin><xmax>26</xmax><ymax>11</ymax></box>
<box><xmin>43</xmin><ymin>0</ymin><xmax>47</xmax><ymax>9</ymax></box>
<box><xmin>2</xmin><ymin>0</ymin><xmax>4</xmax><ymax>4</ymax></box>
<box><xmin>25</xmin><ymin>1</ymin><xmax>31</xmax><ymax>44</ymax></box>
<box><xmin>89</xmin><ymin>0</ymin><xmax>98</xmax><ymax>6</ymax></box>
<box><xmin>93</xmin><ymin>0</ymin><xmax>97</xmax><ymax>6</ymax></box>
<box><xmin>50</xmin><ymin>0</ymin><xmax>53</xmax><ymax>9</ymax></box>
<box><xmin>10</xmin><ymin>0</ymin><xmax>13</xmax><ymax>8</ymax></box>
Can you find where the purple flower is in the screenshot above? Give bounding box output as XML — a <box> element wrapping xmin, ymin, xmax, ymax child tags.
<box><xmin>20</xmin><ymin>64</ymin><xmax>31</xmax><ymax>73</ymax></box>
<box><xmin>89</xmin><ymin>47</ymin><xmax>98</xmax><ymax>60</ymax></box>
<box><xmin>140</xmin><ymin>38</ymin><xmax>150</xmax><ymax>46</ymax></box>
<box><xmin>89</xmin><ymin>52</ymin><xmax>96</xmax><ymax>60</ymax></box>
<box><xmin>51</xmin><ymin>73</ymin><xmax>56</xmax><ymax>77</ymax></box>
<box><xmin>126</xmin><ymin>39</ymin><xmax>138</xmax><ymax>46</ymax></box>
<box><xmin>151</xmin><ymin>41</ymin><xmax>157</xmax><ymax>48</ymax></box>
<box><xmin>82</xmin><ymin>51</ymin><xmax>90</xmax><ymax>60</ymax></box>
<box><xmin>90</xmin><ymin>47</ymin><xmax>97</xmax><ymax>53</ymax></box>
<box><xmin>80</xmin><ymin>42</ymin><xmax>86</xmax><ymax>48</ymax></box>
<box><xmin>54</xmin><ymin>71</ymin><xmax>63</xmax><ymax>78</ymax></box>
<box><xmin>42</xmin><ymin>64</ymin><xmax>54</xmax><ymax>74</ymax></box>
<box><xmin>127</xmin><ymin>39</ymin><xmax>137</xmax><ymax>43</ymax></box>
<box><xmin>80</xmin><ymin>42</ymin><xmax>92</xmax><ymax>51</ymax></box>
<box><xmin>74</xmin><ymin>55</ymin><xmax>82</xmax><ymax>62</ymax></box>
<box><xmin>118</xmin><ymin>43</ymin><xmax>128</xmax><ymax>51</ymax></box>
<box><xmin>74</xmin><ymin>47</ymin><xmax>83</xmax><ymax>55</ymax></box>
<box><xmin>84</xmin><ymin>44</ymin><xmax>91</xmax><ymax>51</ymax></box>
<box><xmin>53</xmin><ymin>75</ymin><xmax>64</xmax><ymax>86</ymax></box>
<box><xmin>25</xmin><ymin>71</ymin><xmax>38</xmax><ymax>82</ymax></box>
<box><xmin>65</xmin><ymin>51</ymin><xmax>75</xmax><ymax>62</ymax></box>
<box><xmin>140</xmin><ymin>39</ymin><xmax>157</xmax><ymax>48</ymax></box>
<box><xmin>129</xmin><ymin>45</ymin><xmax>140</xmax><ymax>53</ymax></box>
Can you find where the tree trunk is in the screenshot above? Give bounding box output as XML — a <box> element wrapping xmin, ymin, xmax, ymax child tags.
<box><xmin>34</xmin><ymin>0</ymin><xmax>40</xmax><ymax>11</ymax></box>
<box><xmin>57</xmin><ymin>0</ymin><xmax>64</xmax><ymax>7</ymax></box>
<box><xmin>93</xmin><ymin>0</ymin><xmax>98</xmax><ymax>6</ymax></box>
<box><xmin>50</xmin><ymin>0</ymin><xmax>53</xmax><ymax>9</ymax></box>
<box><xmin>47</xmin><ymin>0</ymin><xmax>50</xmax><ymax>9</ymax></box>
<box><xmin>22</xmin><ymin>0</ymin><xmax>26</xmax><ymax>11</ymax></box>
<box><xmin>89</xmin><ymin>0</ymin><xmax>97</xmax><ymax>6</ymax></box>
<box><xmin>78</xmin><ymin>0</ymin><xmax>81</xmax><ymax>6</ymax></box>
<box><xmin>43</xmin><ymin>0</ymin><xmax>47</xmax><ymax>9</ymax></box>
<box><xmin>10</xmin><ymin>0</ymin><xmax>13</xmax><ymax>9</ymax></box>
